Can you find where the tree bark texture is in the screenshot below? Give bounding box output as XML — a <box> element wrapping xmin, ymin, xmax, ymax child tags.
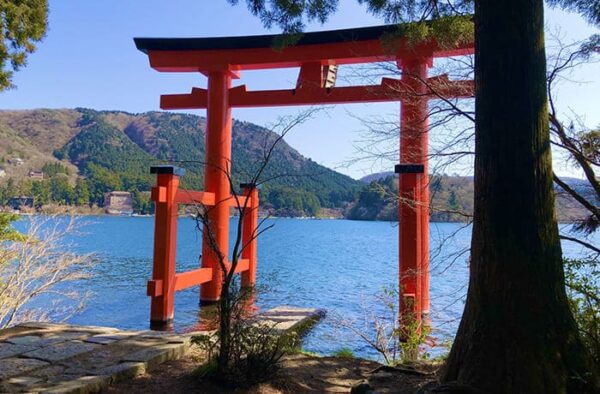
<box><xmin>442</xmin><ymin>0</ymin><xmax>598</xmax><ymax>392</ymax></box>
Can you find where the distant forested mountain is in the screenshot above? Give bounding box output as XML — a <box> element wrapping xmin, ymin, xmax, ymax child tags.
<box><xmin>0</xmin><ymin>109</ymin><xmax>591</xmax><ymax>221</ymax></box>
<box><xmin>348</xmin><ymin>172</ymin><xmax>592</xmax><ymax>222</ymax></box>
<box><xmin>0</xmin><ymin>108</ymin><xmax>360</xmax><ymax>216</ymax></box>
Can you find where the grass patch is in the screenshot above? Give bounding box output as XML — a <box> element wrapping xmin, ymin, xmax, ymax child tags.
<box><xmin>193</xmin><ymin>358</ymin><xmax>218</xmax><ymax>378</ymax></box>
<box><xmin>333</xmin><ymin>347</ymin><xmax>355</xmax><ymax>358</ymax></box>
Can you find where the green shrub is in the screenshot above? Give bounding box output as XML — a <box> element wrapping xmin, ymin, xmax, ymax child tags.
<box><xmin>0</xmin><ymin>213</ymin><xmax>24</xmax><ymax>241</ymax></box>
<box><xmin>337</xmin><ymin>286</ymin><xmax>430</xmax><ymax>365</ymax></box>
<box><xmin>192</xmin><ymin>320</ymin><xmax>299</xmax><ymax>387</ymax></box>
<box><xmin>333</xmin><ymin>347</ymin><xmax>355</xmax><ymax>358</ymax></box>
<box><xmin>565</xmin><ymin>258</ymin><xmax>600</xmax><ymax>368</ymax></box>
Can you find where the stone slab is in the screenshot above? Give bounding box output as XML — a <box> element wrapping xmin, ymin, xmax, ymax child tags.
<box><xmin>82</xmin><ymin>335</ymin><xmax>121</xmax><ymax>345</ymax></box>
<box><xmin>97</xmin><ymin>362</ymin><xmax>147</xmax><ymax>382</ymax></box>
<box><xmin>0</xmin><ymin>324</ymin><xmax>191</xmax><ymax>393</ymax></box>
<box><xmin>0</xmin><ymin>307</ymin><xmax>323</xmax><ymax>393</ymax></box>
<box><xmin>121</xmin><ymin>342</ymin><xmax>188</xmax><ymax>370</ymax></box>
<box><xmin>6</xmin><ymin>375</ymin><xmax>45</xmax><ymax>386</ymax></box>
<box><xmin>256</xmin><ymin>306</ymin><xmax>325</xmax><ymax>333</ymax></box>
<box><xmin>0</xmin><ymin>357</ymin><xmax>50</xmax><ymax>380</ymax></box>
<box><xmin>6</xmin><ymin>331</ymin><xmax>90</xmax><ymax>347</ymax></box>
<box><xmin>136</xmin><ymin>331</ymin><xmax>190</xmax><ymax>344</ymax></box>
<box><xmin>0</xmin><ymin>342</ymin><xmax>37</xmax><ymax>359</ymax></box>
<box><xmin>23</xmin><ymin>340</ymin><xmax>99</xmax><ymax>362</ymax></box>
<box><xmin>84</xmin><ymin>332</ymin><xmax>139</xmax><ymax>345</ymax></box>
<box><xmin>18</xmin><ymin>322</ymin><xmax>119</xmax><ymax>335</ymax></box>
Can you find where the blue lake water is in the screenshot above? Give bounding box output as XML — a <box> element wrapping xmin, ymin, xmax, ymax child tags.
<box><xmin>13</xmin><ymin>217</ymin><xmax>598</xmax><ymax>360</ymax></box>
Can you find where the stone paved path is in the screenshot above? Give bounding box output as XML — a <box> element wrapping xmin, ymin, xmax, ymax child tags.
<box><xmin>0</xmin><ymin>306</ymin><xmax>323</xmax><ymax>393</ymax></box>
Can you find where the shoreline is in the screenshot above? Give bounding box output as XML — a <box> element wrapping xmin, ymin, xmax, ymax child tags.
<box><xmin>4</xmin><ymin>209</ymin><xmax>583</xmax><ymax>224</ymax></box>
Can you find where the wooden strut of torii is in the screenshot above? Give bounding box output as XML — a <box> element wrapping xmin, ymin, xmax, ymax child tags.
<box><xmin>134</xmin><ymin>24</ymin><xmax>474</xmax><ymax>329</ymax></box>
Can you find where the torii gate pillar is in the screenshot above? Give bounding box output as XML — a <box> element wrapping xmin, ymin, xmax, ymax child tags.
<box><xmin>397</xmin><ymin>57</ymin><xmax>431</xmax><ymax>324</ymax></box>
<box><xmin>201</xmin><ymin>71</ymin><xmax>233</xmax><ymax>303</ymax></box>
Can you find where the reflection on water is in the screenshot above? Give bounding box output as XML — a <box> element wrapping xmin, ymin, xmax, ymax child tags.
<box><xmin>13</xmin><ymin>216</ymin><xmax>598</xmax><ymax>360</ymax></box>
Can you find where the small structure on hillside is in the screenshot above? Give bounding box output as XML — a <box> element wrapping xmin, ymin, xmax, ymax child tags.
<box><xmin>28</xmin><ymin>170</ymin><xmax>44</xmax><ymax>180</ymax></box>
<box><xmin>8</xmin><ymin>158</ymin><xmax>24</xmax><ymax>166</ymax></box>
<box><xmin>104</xmin><ymin>191</ymin><xmax>133</xmax><ymax>215</ymax></box>
<box><xmin>9</xmin><ymin>196</ymin><xmax>34</xmax><ymax>210</ymax></box>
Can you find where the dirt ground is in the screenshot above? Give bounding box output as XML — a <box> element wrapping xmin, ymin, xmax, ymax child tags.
<box><xmin>106</xmin><ymin>347</ymin><xmax>439</xmax><ymax>393</ymax></box>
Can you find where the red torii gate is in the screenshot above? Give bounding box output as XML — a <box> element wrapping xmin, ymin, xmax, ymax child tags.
<box><xmin>135</xmin><ymin>24</ymin><xmax>474</xmax><ymax>328</ymax></box>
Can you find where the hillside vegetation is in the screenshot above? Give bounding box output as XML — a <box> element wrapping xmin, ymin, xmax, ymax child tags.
<box><xmin>0</xmin><ymin>109</ymin><xmax>592</xmax><ymax>221</ymax></box>
<box><xmin>348</xmin><ymin>173</ymin><xmax>595</xmax><ymax>223</ymax></box>
<box><xmin>0</xmin><ymin>108</ymin><xmax>360</xmax><ymax>216</ymax></box>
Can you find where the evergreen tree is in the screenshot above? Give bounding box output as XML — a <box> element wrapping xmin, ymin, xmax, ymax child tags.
<box><xmin>41</xmin><ymin>162</ymin><xmax>69</xmax><ymax>178</ymax></box>
<box><xmin>231</xmin><ymin>0</ymin><xmax>600</xmax><ymax>391</ymax></box>
<box><xmin>0</xmin><ymin>1</ymin><xmax>48</xmax><ymax>90</ymax></box>
<box><xmin>73</xmin><ymin>178</ymin><xmax>90</xmax><ymax>206</ymax></box>
<box><xmin>31</xmin><ymin>180</ymin><xmax>51</xmax><ymax>206</ymax></box>
<box><xmin>132</xmin><ymin>190</ymin><xmax>153</xmax><ymax>215</ymax></box>
<box><xmin>85</xmin><ymin>164</ymin><xmax>123</xmax><ymax>205</ymax></box>
<box><xmin>443</xmin><ymin>2</ymin><xmax>597</xmax><ymax>391</ymax></box>
<box><xmin>18</xmin><ymin>180</ymin><xmax>32</xmax><ymax>198</ymax></box>
<box><xmin>0</xmin><ymin>178</ymin><xmax>16</xmax><ymax>204</ymax></box>
<box><xmin>0</xmin><ymin>213</ymin><xmax>24</xmax><ymax>241</ymax></box>
<box><xmin>50</xmin><ymin>174</ymin><xmax>74</xmax><ymax>205</ymax></box>
<box><xmin>447</xmin><ymin>190</ymin><xmax>459</xmax><ymax>211</ymax></box>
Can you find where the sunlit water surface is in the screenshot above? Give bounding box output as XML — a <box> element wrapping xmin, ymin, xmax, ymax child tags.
<box><xmin>14</xmin><ymin>217</ymin><xmax>597</xmax><ymax>360</ymax></box>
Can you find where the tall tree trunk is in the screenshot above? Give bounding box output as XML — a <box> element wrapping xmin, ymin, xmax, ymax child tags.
<box><xmin>442</xmin><ymin>1</ymin><xmax>598</xmax><ymax>392</ymax></box>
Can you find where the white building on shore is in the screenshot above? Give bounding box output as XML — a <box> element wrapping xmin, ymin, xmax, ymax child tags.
<box><xmin>104</xmin><ymin>191</ymin><xmax>133</xmax><ymax>215</ymax></box>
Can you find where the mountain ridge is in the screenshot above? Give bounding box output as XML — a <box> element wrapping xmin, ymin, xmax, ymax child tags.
<box><xmin>0</xmin><ymin>108</ymin><xmax>592</xmax><ymax>221</ymax></box>
<box><xmin>0</xmin><ymin>108</ymin><xmax>361</xmax><ymax>215</ymax></box>
<box><xmin>349</xmin><ymin>173</ymin><xmax>594</xmax><ymax>222</ymax></box>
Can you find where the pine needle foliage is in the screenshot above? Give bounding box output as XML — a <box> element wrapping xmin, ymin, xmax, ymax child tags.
<box><xmin>0</xmin><ymin>0</ymin><xmax>48</xmax><ymax>90</ymax></box>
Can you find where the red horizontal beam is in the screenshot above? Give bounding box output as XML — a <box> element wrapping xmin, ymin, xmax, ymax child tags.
<box><xmin>175</xmin><ymin>189</ymin><xmax>215</xmax><ymax>205</ymax></box>
<box><xmin>161</xmin><ymin>88</ymin><xmax>207</xmax><ymax>110</ymax></box>
<box><xmin>208</xmin><ymin>194</ymin><xmax>251</xmax><ymax>208</ymax></box>
<box><xmin>160</xmin><ymin>89</ymin><xmax>203</xmax><ymax>110</ymax></box>
<box><xmin>147</xmin><ymin>39</ymin><xmax>473</xmax><ymax>73</ymax></box>
<box><xmin>147</xmin><ymin>261</ymin><xmax>248</xmax><ymax>296</ymax></box>
<box><xmin>234</xmin><ymin>259</ymin><xmax>250</xmax><ymax>273</ymax></box>
<box><xmin>424</xmin><ymin>74</ymin><xmax>474</xmax><ymax>99</ymax></box>
<box><xmin>161</xmin><ymin>76</ymin><xmax>474</xmax><ymax>110</ymax></box>
<box><xmin>229</xmin><ymin>84</ymin><xmax>396</xmax><ymax>108</ymax></box>
<box><xmin>230</xmin><ymin>195</ymin><xmax>251</xmax><ymax>208</ymax></box>
<box><xmin>175</xmin><ymin>267</ymin><xmax>213</xmax><ymax>291</ymax></box>
<box><xmin>162</xmin><ymin>188</ymin><xmax>253</xmax><ymax>208</ymax></box>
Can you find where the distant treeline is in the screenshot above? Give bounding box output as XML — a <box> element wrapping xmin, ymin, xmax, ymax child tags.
<box><xmin>1</xmin><ymin>108</ymin><xmax>588</xmax><ymax>220</ymax></box>
<box><xmin>346</xmin><ymin>174</ymin><xmax>591</xmax><ymax>222</ymax></box>
<box><xmin>0</xmin><ymin>108</ymin><xmax>360</xmax><ymax>216</ymax></box>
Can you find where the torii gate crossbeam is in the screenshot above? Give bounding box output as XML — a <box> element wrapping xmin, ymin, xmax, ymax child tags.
<box><xmin>135</xmin><ymin>24</ymin><xmax>474</xmax><ymax>328</ymax></box>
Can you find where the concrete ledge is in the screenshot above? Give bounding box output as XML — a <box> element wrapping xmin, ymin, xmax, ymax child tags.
<box><xmin>256</xmin><ymin>306</ymin><xmax>326</xmax><ymax>334</ymax></box>
<box><xmin>0</xmin><ymin>323</ymin><xmax>190</xmax><ymax>393</ymax></box>
<box><xmin>0</xmin><ymin>306</ymin><xmax>324</xmax><ymax>393</ymax></box>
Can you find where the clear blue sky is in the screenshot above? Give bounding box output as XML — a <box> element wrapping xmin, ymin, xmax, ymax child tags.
<box><xmin>0</xmin><ymin>1</ymin><xmax>598</xmax><ymax>179</ymax></box>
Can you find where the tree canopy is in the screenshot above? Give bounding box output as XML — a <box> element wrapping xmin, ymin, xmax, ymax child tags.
<box><xmin>547</xmin><ymin>0</ymin><xmax>600</xmax><ymax>25</ymax></box>
<box><xmin>228</xmin><ymin>1</ymin><xmax>600</xmax><ymax>33</ymax></box>
<box><xmin>0</xmin><ymin>0</ymin><xmax>48</xmax><ymax>90</ymax></box>
<box><xmin>228</xmin><ymin>0</ymin><xmax>474</xmax><ymax>47</ymax></box>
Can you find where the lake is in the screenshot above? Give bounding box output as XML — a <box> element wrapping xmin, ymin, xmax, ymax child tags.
<box><xmin>13</xmin><ymin>216</ymin><xmax>598</xmax><ymax>360</ymax></box>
